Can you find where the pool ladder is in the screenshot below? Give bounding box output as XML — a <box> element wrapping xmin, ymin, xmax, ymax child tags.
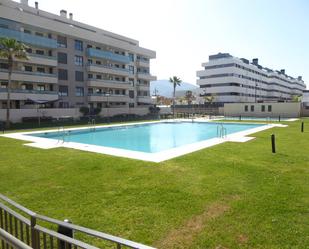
<box><xmin>57</xmin><ymin>127</ymin><xmax>70</xmax><ymax>143</ymax></box>
<box><xmin>217</xmin><ymin>124</ymin><xmax>227</xmax><ymax>138</ymax></box>
<box><xmin>88</xmin><ymin>119</ymin><xmax>96</xmax><ymax>132</ymax></box>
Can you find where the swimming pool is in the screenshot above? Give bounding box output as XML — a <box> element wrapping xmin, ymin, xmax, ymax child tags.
<box><xmin>31</xmin><ymin>122</ymin><xmax>264</xmax><ymax>153</ymax></box>
<box><xmin>3</xmin><ymin>120</ymin><xmax>280</xmax><ymax>162</ymax></box>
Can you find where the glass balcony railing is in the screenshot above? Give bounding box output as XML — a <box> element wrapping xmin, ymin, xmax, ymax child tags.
<box><xmin>87</xmin><ymin>48</ymin><xmax>130</xmax><ymax>64</ymax></box>
<box><xmin>88</xmin><ymin>78</ymin><xmax>131</xmax><ymax>85</ymax></box>
<box><xmin>0</xmin><ymin>69</ymin><xmax>57</xmax><ymax>78</ymax></box>
<box><xmin>0</xmin><ymin>28</ymin><xmax>57</xmax><ymax>48</ymax></box>
<box><xmin>88</xmin><ymin>93</ymin><xmax>127</xmax><ymax>97</ymax></box>
<box><xmin>87</xmin><ymin>62</ymin><xmax>131</xmax><ymax>73</ymax></box>
<box><xmin>28</xmin><ymin>53</ymin><xmax>57</xmax><ymax>60</ymax></box>
<box><xmin>0</xmin><ymin>88</ymin><xmax>58</xmax><ymax>95</ymax></box>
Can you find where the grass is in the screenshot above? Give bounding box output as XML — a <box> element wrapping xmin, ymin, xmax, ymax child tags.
<box><xmin>0</xmin><ymin>119</ymin><xmax>308</xmax><ymax>248</ymax></box>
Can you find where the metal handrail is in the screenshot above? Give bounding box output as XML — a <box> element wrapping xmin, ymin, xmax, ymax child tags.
<box><xmin>0</xmin><ymin>194</ymin><xmax>156</xmax><ymax>249</ymax></box>
<box><xmin>0</xmin><ymin>228</ymin><xmax>33</xmax><ymax>249</ymax></box>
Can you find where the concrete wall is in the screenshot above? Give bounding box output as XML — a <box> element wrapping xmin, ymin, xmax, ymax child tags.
<box><xmin>0</xmin><ymin>107</ymin><xmax>150</xmax><ymax>123</ymax></box>
<box><xmin>224</xmin><ymin>102</ymin><xmax>301</xmax><ymax>118</ymax></box>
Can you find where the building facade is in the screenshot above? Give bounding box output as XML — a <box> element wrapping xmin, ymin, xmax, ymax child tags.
<box><xmin>197</xmin><ymin>53</ymin><xmax>306</xmax><ymax>103</ymax></box>
<box><xmin>0</xmin><ymin>0</ymin><xmax>156</xmax><ymax>115</ymax></box>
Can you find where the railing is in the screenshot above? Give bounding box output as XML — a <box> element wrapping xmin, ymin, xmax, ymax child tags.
<box><xmin>0</xmin><ymin>88</ymin><xmax>58</xmax><ymax>95</ymax></box>
<box><xmin>87</xmin><ymin>48</ymin><xmax>130</xmax><ymax>64</ymax></box>
<box><xmin>0</xmin><ymin>194</ymin><xmax>156</xmax><ymax>249</ymax></box>
<box><xmin>87</xmin><ymin>63</ymin><xmax>131</xmax><ymax>73</ymax></box>
<box><xmin>217</xmin><ymin>124</ymin><xmax>227</xmax><ymax>138</ymax></box>
<box><xmin>88</xmin><ymin>93</ymin><xmax>127</xmax><ymax>97</ymax></box>
<box><xmin>0</xmin><ymin>228</ymin><xmax>32</xmax><ymax>249</ymax></box>
<box><xmin>0</xmin><ymin>28</ymin><xmax>57</xmax><ymax>49</ymax></box>
<box><xmin>88</xmin><ymin>79</ymin><xmax>131</xmax><ymax>85</ymax></box>
<box><xmin>28</xmin><ymin>54</ymin><xmax>57</xmax><ymax>60</ymax></box>
<box><xmin>0</xmin><ymin>69</ymin><xmax>57</xmax><ymax>78</ymax></box>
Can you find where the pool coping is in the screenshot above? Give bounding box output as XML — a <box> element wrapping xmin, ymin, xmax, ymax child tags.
<box><xmin>1</xmin><ymin>120</ymin><xmax>287</xmax><ymax>162</ymax></box>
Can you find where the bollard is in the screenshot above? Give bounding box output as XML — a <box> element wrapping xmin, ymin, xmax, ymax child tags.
<box><xmin>58</xmin><ymin>219</ymin><xmax>73</xmax><ymax>249</ymax></box>
<box><xmin>271</xmin><ymin>134</ymin><xmax>276</xmax><ymax>153</ymax></box>
<box><xmin>301</xmin><ymin>121</ymin><xmax>304</xmax><ymax>133</ymax></box>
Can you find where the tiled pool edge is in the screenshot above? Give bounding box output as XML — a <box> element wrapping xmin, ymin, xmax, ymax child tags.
<box><xmin>1</xmin><ymin>120</ymin><xmax>287</xmax><ymax>162</ymax></box>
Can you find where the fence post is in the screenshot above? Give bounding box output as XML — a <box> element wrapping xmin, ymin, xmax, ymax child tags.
<box><xmin>57</xmin><ymin>219</ymin><xmax>73</xmax><ymax>249</ymax></box>
<box><xmin>271</xmin><ymin>134</ymin><xmax>276</xmax><ymax>153</ymax></box>
<box><xmin>301</xmin><ymin>121</ymin><xmax>304</xmax><ymax>133</ymax></box>
<box><xmin>30</xmin><ymin>216</ymin><xmax>39</xmax><ymax>249</ymax></box>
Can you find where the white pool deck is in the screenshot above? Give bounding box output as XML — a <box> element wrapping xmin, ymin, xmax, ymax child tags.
<box><xmin>1</xmin><ymin>119</ymin><xmax>287</xmax><ymax>162</ymax></box>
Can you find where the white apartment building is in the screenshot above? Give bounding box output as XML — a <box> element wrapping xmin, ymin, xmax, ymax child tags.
<box><xmin>0</xmin><ymin>0</ymin><xmax>156</xmax><ymax>121</ymax></box>
<box><xmin>197</xmin><ymin>53</ymin><xmax>306</xmax><ymax>103</ymax></box>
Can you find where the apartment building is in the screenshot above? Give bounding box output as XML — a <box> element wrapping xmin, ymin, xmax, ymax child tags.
<box><xmin>197</xmin><ymin>53</ymin><xmax>306</xmax><ymax>103</ymax></box>
<box><xmin>0</xmin><ymin>0</ymin><xmax>156</xmax><ymax>116</ymax></box>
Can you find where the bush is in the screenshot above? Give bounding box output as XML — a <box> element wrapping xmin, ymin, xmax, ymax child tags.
<box><xmin>79</xmin><ymin>106</ymin><xmax>90</xmax><ymax>116</ymax></box>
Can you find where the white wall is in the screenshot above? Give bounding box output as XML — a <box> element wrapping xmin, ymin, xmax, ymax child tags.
<box><xmin>0</xmin><ymin>107</ymin><xmax>150</xmax><ymax>123</ymax></box>
<box><xmin>224</xmin><ymin>102</ymin><xmax>301</xmax><ymax>118</ymax></box>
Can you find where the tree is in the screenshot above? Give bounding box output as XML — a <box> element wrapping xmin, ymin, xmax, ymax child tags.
<box><xmin>0</xmin><ymin>38</ymin><xmax>28</xmax><ymax>128</ymax></box>
<box><xmin>169</xmin><ymin>76</ymin><xmax>182</xmax><ymax>117</ymax></box>
<box><xmin>204</xmin><ymin>94</ymin><xmax>215</xmax><ymax>105</ymax></box>
<box><xmin>185</xmin><ymin>90</ymin><xmax>195</xmax><ymax>105</ymax></box>
<box><xmin>291</xmin><ymin>95</ymin><xmax>301</xmax><ymax>102</ymax></box>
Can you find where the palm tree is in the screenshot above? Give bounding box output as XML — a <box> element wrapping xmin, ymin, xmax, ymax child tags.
<box><xmin>169</xmin><ymin>76</ymin><xmax>182</xmax><ymax>117</ymax></box>
<box><xmin>0</xmin><ymin>38</ymin><xmax>28</xmax><ymax>128</ymax></box>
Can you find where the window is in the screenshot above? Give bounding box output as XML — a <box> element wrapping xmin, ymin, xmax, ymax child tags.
<box><xmin>129</xmin><ymin>53</ymin><xmax>134</xmax><ymax>62</ymax></box>
<box><xmin>251</xmin><ymin>105</ymin><xmax>254</xmax><ymax>112</ymax></box>
<box><xmin>57</xmin><ymin>35</ymin><xmax>67</xmax><ymax>48</ymax></box>
<box><xmin>268</xmin><ymin>105</ymin><xmax>272</xmax><ymax>112</ymax></box>
<box><xmin>75</xmin><ymin>87</ymin><xmax>84</xmax><ymax>97</ymax></box>
<box><xmin>96</xmin><ymin>75</ymin><xmax>102</xmax><ymax>80</ymax></box>
<box><xmin>24</xmin><ymin>29</ymin><xmax>31</xmax><ymax>34</ymax></box>
<box><xmin>74</xmin><ymin>40</ymin><xmax>83</xmax><ymax>51</ymax></box>
<box><xmin>0</xmin><ymin>82</ymin><xmax>8</xmax><ymax>88</ymax></box>
<box><xmin>37</xmin><ymin>85</ymin><xmax>45</xmax><ymax>91</ymax></box>
<box><xmin>59</xmin><ymin>102</ymin><xmax>69</xmax><ymax>108</ymax></box>
<box><xmin>35</xmin><ymin>32</ymin><xmax>43</xmax><ymax>37</ymax></box>
<box><xmin>0</xmin><ymin>63</ymin><xmax>8</xmax><ymax>70</ymax></box>
<box><xmin>58</xmin><ymin>69</ymin><xmax>68</xmax><ymax>80</ymax></box>
<box><xmin>75</xmin><ymin>71</ymin><xmax>84</xmax><ymax>81</ymax></box>
<box><xmin>25</xmin><ymin>66</ymin><xmax>32</xmax><ymax>72</ymax></box>
<box><xmin>35</xmin><ymin>50</ymin><xmax>44</xmax><ymax>55</ymax></box>
<box><xmin>37</xmin><ymin>67</ymin><xmax>45</xmax><ymax>73</ymax></box>
<box><xmin>129</xmin><ymin>90</ymin><xmax>134</xmax><ymax>98</ymax></box>
<box><xmin>129</xmin><ymin>103</ymin><xmax>134</xmax><ymax>108</ymax></box>
<box><xmin>57</xmin><ymin>52</ymin><xmax>67</xmax><ymax>64</ymax></box>
<box><xmin>129</xmin><ymin>65</ymin><xmax>134</xmax><ymax>74</ymax></box>
<box><xmin>87</xmin><ymin>44</ymin><xmax>92</xmax><ymax>48</ymax></box>
<box><xmin>88</xmin><ymin>59</ymin><xmax>92</xmax><ymax>64</ymax></box>
<box><xmin>261</xmin><ymin>105</ymin><xmax>265</xmax><ymax>112</ymax></box>
<box><xmin>95</xmin><ymin>60</ymin><xmax>101</xmax><ymax>65</ymax></box>
<box><xmin>59</xmin><ymin>85</ymin><xmax>68</xmax><ymax>96</ymax></box>
<box><xmin>88</xmin><ymin>74</ymin><xmax>93</xmax><ymax>79</ymax></box>
<box><xmin>74</xmin><ymin>55</ymin><xmax>83</xmax><ymax>66</ymax></box>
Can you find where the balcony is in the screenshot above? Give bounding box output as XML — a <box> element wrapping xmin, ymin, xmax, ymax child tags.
<box><xmin>88</xmin><ymin>79</ymin><xmax>132</xmax><ymax>89</ymax></box>
<box><xmin>88</xmin><ymin>93</ymin><xmax>130</xmax><ymax>102</ymax></box>
<box><xmin>87</xmin><ymin>48</ymin><xmax>130</xmax><ymax>64</ymax></box>
<box><xmin>0</xmin><ymin>88</ymin><xmax>58</xmax><ymax>101</ymax></box>
<box><xmin>87</xmin><ymin>63</ymin><xmax>132</xmax><ymax>77</ymax></box>
<box><xmin>136</xmin><ymin>58</ymin><xmax>150</xmax><ymax>67</ymax></box>
<box><xmin>15</xmin><ymin>54</ymin><xmax>57</xmax><ymax>67</ymax></box>
<box><xmin>137</xmin><ymin>96</ymin><xmax>153</xmax><ymax>104</ymax></box>
<box><xmin>0</xmin><ymin>28</ymin><xmax>57</xmax><ymax>49</ymax></box>
<box><xmin>0</xmin><ymin>69</ymin><xmax>58</xmax><ymax>84</ymax></box>
<box><xmin>137</xmin><ymin>72</ymin><xmax>157</xmax><ymax>81</ymax></box>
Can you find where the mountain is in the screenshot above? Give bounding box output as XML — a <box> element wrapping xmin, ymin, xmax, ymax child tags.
<box><xmin>150</xmin><ymin>80</ymin><xmax>198</xmax><ymax>97</ymax></box>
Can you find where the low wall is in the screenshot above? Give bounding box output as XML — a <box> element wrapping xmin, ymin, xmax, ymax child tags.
<box><xmin>0</xmin><ymin>107</ymin><xmax>150</xmax><ymax>123</ymax></box>
<box><xmin>224</xmin><ymin>102</ymin><xmax>301</xmax><ymax>118</ymax></box>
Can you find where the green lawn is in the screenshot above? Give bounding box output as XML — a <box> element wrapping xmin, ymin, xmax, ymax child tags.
<box><xmin>0</xmin><ymin>119</ymin><xmax>308</xmax><ymax>248</ymax></box>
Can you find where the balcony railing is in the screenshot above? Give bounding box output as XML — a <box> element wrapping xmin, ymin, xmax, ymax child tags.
<box><xmin>87</xmin><ymin>48</ymin><xmax>130</xmax><ymax>64</ymax></box>
<box><xmin>28</xmin><ymin>53</ymin><xmax>57</xmax><ymax>60</ymax></box>
<box><xmin>88</xmin><ymin>78</ymin><xmax>131</xmax><ymax>85</ymax></box>
<box><xmin>0</xmin><ymin>69</ymin><xmax>57</xmax><ymax>78</ymax></box>
<box><xmin>0</xmin><ymin>88</ymin><xmax>58</xmax><ymax>95</ymax></box>
<box><xmin>0</xmin><ymin>28</ymin><xmax>57</xmax><ymax>48</ymax></box>
<box><xmin>87</xmin><ymin>63</ymin><xmax>132</xmax><ymax>73</ymax></box>
<box><xmin>88</xmin><ymin>93</ymin><xmax>127</xmax><ymax>97</ymax></box>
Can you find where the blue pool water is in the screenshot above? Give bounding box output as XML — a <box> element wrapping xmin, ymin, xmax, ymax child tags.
<box><xmin>31</xmin><ymin>122</ymin><xmax>264</xmax><ymax>153</ymax></box>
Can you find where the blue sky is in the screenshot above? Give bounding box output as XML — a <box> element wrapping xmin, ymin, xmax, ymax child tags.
<box><xmin>19</xmin><ymin>0</ymin><xmax>309</xmax><ymax>87</ymax></box>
